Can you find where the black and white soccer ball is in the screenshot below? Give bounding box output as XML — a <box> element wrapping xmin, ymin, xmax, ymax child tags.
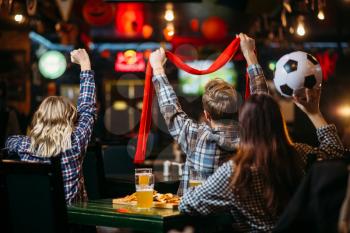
<box><xmin>273</xmin><ymin>51</ymin><xmax>323</xmax><ymax>98</ymax></box>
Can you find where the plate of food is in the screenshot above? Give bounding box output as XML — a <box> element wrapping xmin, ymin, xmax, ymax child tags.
<box><xmin>112</xmin><ymin>191</ymin><xmax>181</xmax><ymax>209</ymax></box>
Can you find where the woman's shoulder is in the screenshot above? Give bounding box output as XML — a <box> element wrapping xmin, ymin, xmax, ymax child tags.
<box><xmin>216</xmin><ymin>160</ymin><xmax>234</xmax><ymax>177</ymax></box>
<box><xmin>293</xmin><ymin>142</ymin><xmax>313</xmax><ymax>154</ymax></box>
<box><xmin>5</xmin><ymin>135</ymin><xmax>31</xmax><ymax>153</ymax></box>
<box><xmin>6</xmin><ymin>135</ymin><xmax>30</xmax><ymax>144</ymax></box>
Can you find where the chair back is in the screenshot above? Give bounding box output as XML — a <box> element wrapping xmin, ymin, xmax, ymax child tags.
<box><xmin>274</xmin><ymin>159</ymin><xmax>349</xmax><ymax>233</ymax></box>
<box><xmin>83</xmin><ymin>142</ymin><xmax>106</xmax><ymax>199</ymax></box>
<box><xmin>0</xmin><ymin>156</ymin><xmax>68</xmax><ymax>233</ymax></box>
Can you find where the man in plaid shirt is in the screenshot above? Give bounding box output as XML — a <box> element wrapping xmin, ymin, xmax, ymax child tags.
<box><xmin>150</xmin><ymin>33</ymin><xmax>268</xmax><ymax>195</ymax></box>
<box><xmin>5</xmin><ymin>49</ymin><xmax>96</xmax><ymax>203</ymax></box>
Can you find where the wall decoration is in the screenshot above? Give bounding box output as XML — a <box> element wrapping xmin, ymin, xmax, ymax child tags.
<box><xmin>83</xmin><ymin>0</ymin><xmax>115</xmax><ymax>26</ymax></box>
<box><xmin>115</xmin><ymin>3</ymin><xmax>144</xmax><ymax>38</ymax></box>
<box><xmin>100</xmin><ymin>49</ymin><xmax>111</xmax><ymax>59</ymax></box>
<box><xmin>316</xmin><ymin>51</ymin><xmax>338</xmax><ymax>81</ymax></box>
<box><xmin>38</xmin><ymin>50</ymin><xmax>67</xmax><ymax>79</ymax></box>
<box><xmin>115</xmin><ymin>50</ymin><xmax>145</xmax><ymax>72</ymax></box>
<box><xmin>55</xmin><ymin>0</ymin><xmax>74</xmax><ymax>22</ymax></box>
<box><xmin>26</xmin><ymin>0</ymin><xmax>37</xmax><ymax>16</ymax></box>
<box><xmin>47</xmin><ymin>82</ymin><xmax>57</xmax><ymax>96</ymax></box>
<box><xmin>201</xmin><ymin>16</ymin><xmax>228</xmax><ymax>40</ymax></box>
<box><xmin>55</xmin><ymin>22</ymin><xmax>78</xmax><ymax>45</ymax></box>
<box><xmin>190</xmin><ymin>18</ymin><xmax>199</xmax><ymax>32</ymax></box>
<box><xmin>142</xmin><ymin>24</ymin><xmax>153</xmax><ymax>39</ymax></box>
<box><xmin>163</xmin><ymin>23</ymin><xmax>174</xmax><ymax>41</ymax></box>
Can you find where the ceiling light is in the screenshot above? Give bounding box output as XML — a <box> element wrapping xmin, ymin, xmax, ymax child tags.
<box><xmin>164</xmin><ymin>9</ymin><xmax>174</xmax><ymax>21</ymax></box>
<box><xmin>296</xmin><ymin>24</ymin><xmax>305</xmax><ymax>36</ymax></box>
<box><xmin>296</xmin><ymin>16</ymin><xmax>306</xmax><ymax>37</ymax></box>
<box><xmin>317</xmin><ymin>9</ymin><xmax>325</xmax><ymax>20</ymax></box>
<box><xmin>14</xmin><ymin>14</ymin><xmax>24</xmax><ymax>23</ymax></box>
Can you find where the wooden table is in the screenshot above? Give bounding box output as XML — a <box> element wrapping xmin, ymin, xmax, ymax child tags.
<box><xmin>67</xmin><ymin>199</ymin><xmax>232</xmax><ymax>233</ymax></box>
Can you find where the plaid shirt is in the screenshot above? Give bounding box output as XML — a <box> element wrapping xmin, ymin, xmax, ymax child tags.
<box><xmin>152</xmin><ymin>64</ymin><xmax>268</xmax><ymax>195</ymax></box>
<box><xmin>5</xmin><ymin>70</ymin><xmax>96</xmax><ymax>204</ymax></box>
<box><xmin>179</xmin><ymin>125</ymin><xmax>345</xmax><ymax>232</ymax></box>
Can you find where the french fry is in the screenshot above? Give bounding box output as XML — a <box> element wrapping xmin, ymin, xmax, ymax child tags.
<box><xmin>113</xmin><ymin>191</ymin><xmax>181</xmax><ymax>208</ymax></box>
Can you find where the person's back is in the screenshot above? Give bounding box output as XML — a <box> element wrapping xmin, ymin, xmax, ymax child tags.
<box><xmin>149</xmin><ymin>33</ymin><xmax>268</xmax><ymax>195</ymax></box>
<box><xmin>5</xmin><ymin>49</ymin><xmax>96</xmax><ymax>203</ymax></box>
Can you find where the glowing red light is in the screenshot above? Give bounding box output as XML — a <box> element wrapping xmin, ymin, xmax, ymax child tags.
<box><xmin>115</xmin><ymin>50</ymin><xmax>145</xmax><ymax>72</ymax></box>
<box><xmin>115</xmin><ymin>3</ymin><xmax>144</xmax><ymax>38</ymax></box>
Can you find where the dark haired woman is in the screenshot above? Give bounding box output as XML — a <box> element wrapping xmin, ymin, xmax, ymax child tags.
<box><xmin>179</xmin><ymin>87</ymin><xmax>344</xmax><ymax>232</ymax></box>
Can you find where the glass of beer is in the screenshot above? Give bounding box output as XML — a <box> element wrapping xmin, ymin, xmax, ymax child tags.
<box><xmin>189</xmin><ymin>169</ymin><xmax>209</xmax><ymax>188</ymax></box>
<box><xmin>135</xmin><ymin>168</ymin><xmax>154</xmax><ymax>209</ymax></box>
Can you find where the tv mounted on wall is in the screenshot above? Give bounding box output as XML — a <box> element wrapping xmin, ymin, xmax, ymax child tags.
<box><xmin>178</xmin><ymin>60</ymin><xmax>237</xmax><ymax>95</ymax></box>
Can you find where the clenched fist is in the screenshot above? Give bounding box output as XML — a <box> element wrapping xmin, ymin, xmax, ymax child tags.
<box><xmin>70</xmin><ymin>49</ymin><xmax>91</xmax><ymax>71</ymax></box>
<box><xmin>149</xmin><ymin>48</ymin><xmax>167</xmax><ymax>75</ymax></box>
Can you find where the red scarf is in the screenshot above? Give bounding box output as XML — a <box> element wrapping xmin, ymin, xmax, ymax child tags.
<box><xmin>134</xmin><ymin>37</ymin><xmax>249</xmax><ymax>164</ymax></box>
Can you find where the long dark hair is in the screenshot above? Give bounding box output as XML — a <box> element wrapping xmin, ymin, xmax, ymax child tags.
<box><xmin>232</xmin><ymin>94</ymin><xmax>302</xmax><ymax>215</ymax></box>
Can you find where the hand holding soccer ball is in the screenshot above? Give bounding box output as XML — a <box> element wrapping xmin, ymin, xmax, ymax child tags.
<box><xmin>273</xmin><ymin>51</ymin><xmax>322</xmax><ymax>98</ymax></box>
<box><xmin>293</xmin><ymin>86</ymin><xmax>322</xmax><ymax>115</ymax></box>
<box><xmin>274</xmin><ymin>51</ymin><xmax>327</xmax><ymax>127</ymax></box>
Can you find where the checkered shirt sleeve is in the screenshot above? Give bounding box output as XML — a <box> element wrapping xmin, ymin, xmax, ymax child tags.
<box><xmin>5</xmin><ymin>135</ymin><xmax>28</xmax><ymax>152</ymax></box>
<box><xmin>179</xmin><ymin>161</ymin><xmax>234</xmax><ymax>215</ymax></box>
<box><xmin>247</xmin><ymin>64</ymin><xmax>269</xmax><ymax>95</ymax></box>
<box><xmin>152</xmin><ymin>74</ymin><xmax>199</xmax><ymax>155</ymax></box>
<box><xmin>72</xmin><ymin>70</ymin><xmax>97</xmax><ymax>154</ymax></box>
<box><xmin>295</xmin><ymin>124</ymin><xmax>344</xmax><ymax>164</ymax></box>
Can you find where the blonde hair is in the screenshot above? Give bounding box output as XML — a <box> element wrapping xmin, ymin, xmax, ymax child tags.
<box><xmin>29</xmin><ymin>96</ymin><xmax>77</xmax><ymax>157</ymax></box>
<box><xmin>202</xmin><ymin>78</ymin><xmax>242</xmax><ymax>122</ymax></box>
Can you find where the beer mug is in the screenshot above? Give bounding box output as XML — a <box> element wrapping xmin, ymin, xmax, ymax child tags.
<box><xmin>135</xmin><ymin>168</ymin><xmax>154</xmax><ymax>208</ymax></box>
<box><xmin>189</xmin><ymin>169</ymin><xmax>210</xmax><ymax>188</ymax></box>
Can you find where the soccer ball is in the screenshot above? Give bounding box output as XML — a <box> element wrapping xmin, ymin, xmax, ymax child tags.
<box><xmin>273</xmin><ymin>51</ymin><xmax>323</xmax><ymax>98</ymax></box>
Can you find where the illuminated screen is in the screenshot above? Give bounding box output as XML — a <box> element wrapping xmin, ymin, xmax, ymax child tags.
<box><xmin>115</xmin><ymin>50</ymin><xmax>145</xmax><ymax>72</ymax></box>
<box><xmin>39</xmin><ymin>50</ymin><xmax>67</xmax><ymax>79</ymax></box>
<box><xmin>179</xmin><ymin>61</ymin><xmax>237</xmax><ymax>95</ymax></box>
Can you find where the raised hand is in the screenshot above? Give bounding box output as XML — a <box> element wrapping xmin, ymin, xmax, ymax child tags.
<box><xmin>293</xmin><ymin>86</ymin><xmax>327</xmax><ymax>128</ymax></box>
<box><xmin>149</xmin><ymin>48</ymin><xmax>167</xmax><ymax>75</ymax></box>
<box><xmin>70</xmin><ymin>49</ymin><xmax>91</xmax><ymax>71</ymax></box>
<box><xmin>293</xmin><ymin>86</ymin><xmax>321</xmax><ymax>115</ymax></box>
<box><xmin>239</xmin><ymin>33</ymin><xmax>258</xmax><ymax>66</ymax></box>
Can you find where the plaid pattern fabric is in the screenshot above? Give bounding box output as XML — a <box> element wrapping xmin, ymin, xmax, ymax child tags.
<box><xmin>5</xmin><ymin>70</ymin><xmax>96</xmax><ymax>204</ymax></box>
<box><xmin>153</xmin><ymin>64</ymin><xmax>268</xmax><ymax>195</ymax></box>
<box><xmin>179</xmin><ymin>124</ymin><xmax>345</xmax><ymax>232</ymax></box>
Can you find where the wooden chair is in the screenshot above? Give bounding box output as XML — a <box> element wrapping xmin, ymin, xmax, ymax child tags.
<box><xmin>0</xmin><ymin>156</ymin><xmax>69</xmax><ymax>233</ymax></box>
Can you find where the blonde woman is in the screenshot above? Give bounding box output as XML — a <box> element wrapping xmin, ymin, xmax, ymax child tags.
<box><xmin>5</xmin><ymin>49</ymin><xmax>96</xmax><ymax>203</ymax></box>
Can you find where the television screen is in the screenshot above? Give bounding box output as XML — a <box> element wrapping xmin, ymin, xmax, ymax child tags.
<box><xmin>178</xmin><ymin>61</ymin><xmax>237</xmax><ymax>95</ymax></box>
